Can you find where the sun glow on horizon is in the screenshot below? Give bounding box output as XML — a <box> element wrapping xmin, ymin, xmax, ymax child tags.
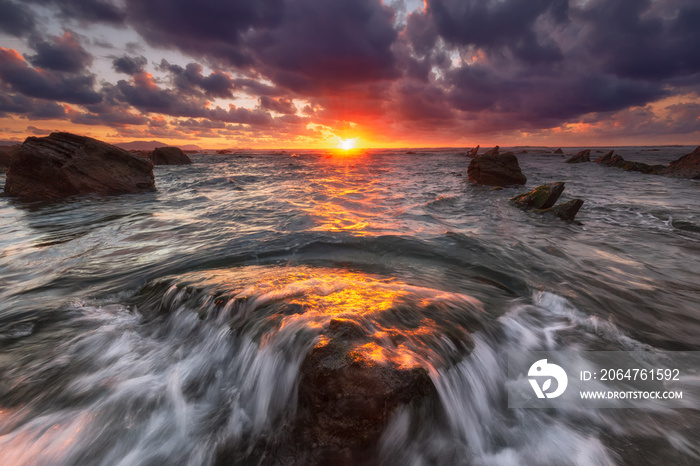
<box><xmin>338</xmin><ymin>138</ymin><xmax>357</xmax><ymax>151</ymax></box>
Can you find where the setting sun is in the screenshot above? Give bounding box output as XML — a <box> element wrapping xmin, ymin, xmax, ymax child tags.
<box><xmin>339</xmin><ymin>138</ymin><xmax>356</xmax><ymax>151</ymax></box>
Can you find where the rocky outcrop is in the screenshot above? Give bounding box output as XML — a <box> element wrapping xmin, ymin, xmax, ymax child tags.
<box><xmin>0</xmin><ymin>145</ymin><xmax>18</xmax><ymax>172</ymax></box>
<box><xmin>467</xmin><ymin>145</ymin><xmax>479</xmax><ymax>158</ymax></box>
<box><xmin>554</xmin><ymin>148</ymin><xmax>564</xmax><ymax>154</ymax></box>
<box><xmin>510</xmin><ymin>182</ymin><xmax>565</xmax><ymax>210</ymax></box>
<box><xmin>467</xmin><ymin>150</ymin><xmax>527</xmax><ymax>186</ymax></box>
<box><xmin>536</xmin><ymin>199</ymin><xmax>584</xmax><ymax>222</ymax></box>
<box><xmin>484</xmin><ymin>145</ymin><xmax>499</xmax><ymax>156</ymax></box>
<box><xmin>663</xmin><ymin>146</ymin><xmax>700</xmax><ymax>179</ymax></box>
<box><xmin>150</xmin><ymin>146</ymin><xmax>192</xmax><ymax>165</ymax></box>
<box><xmin>511</xmin><ymin>182</ymin><xmax>583</xmax><ymax>222</ymax></box>
<box><xmin>295</xmin><ymin>318</ymin><xmax>435</xmax><ymax>463</ymax></box>
<box><xmin>595</xmin><ymin>150</ymin><xmax>665</xmax><ymax>175</ymax></box>
<box><xmin>3</xmin><ymin>132</ymin><xmax>155</xmax><ymax>200</ymax></box>
<box><xmin>565</xmin><ymin>149</ymin><xmax>590</xmax><ymax>163</ymax></box>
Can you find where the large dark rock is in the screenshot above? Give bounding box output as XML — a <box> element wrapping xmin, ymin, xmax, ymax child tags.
<box><xmin>663</xmin><ymin>146</ymin><xmax>700</xmax><ymax>179</ymax></box>
<box><xmin>510</xmin><ymin>182</ymin><xmax>565</xmax><ymax>210</ymax></box>
<box><xmin>150</xmin><ymin>146</ymin><xmax>192</xmax><ymax>165</ymax></box>
<box><xmin>565</xmin><ymin>149</ymin><xmax>590</xmax><ymax>163</ymax></box>
<box><xmin>467</xmin><ymin>151</ymin><xmax>527</xmax><ymax>186</ymax></box>
<box><xmin>3</xmin><ymin>132</ymin><xmax>155</xmax><ymax>200</ymax></box>
<box><xmin>536</xmin><ymin>199</ymin><xmax>584</xmax><ymax>222</ymax></box>
<box><xmin>0</xmin><ymin>145</ymin><xmax>19</xmax><ymax>170</ymax></box>
<box><xmin>295</xmin><ymin>318</ymin><xmax>435</xmax><ymax>463</ymax></box>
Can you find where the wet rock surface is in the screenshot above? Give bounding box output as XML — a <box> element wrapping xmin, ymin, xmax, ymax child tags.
<box><xmin>663</xmin><ymin>146</ymin><xmax>700</xmax><ymax>179</ymax></box>
<box><xmin>150</xmin><ymin>146</ymin><xmax>192</xmax><ymax>165</ymax></box>
<box><xmin>565</xmin><ymin>149</ymin><xmax>590</xmax><ymax>163</ymax></box>
<box><xmin>467</xmin><ymin>149</ymin><xmax>527</xmax><ymax>186</ymax></box>
<box><xmin>510</xmin><ymin>182</ymin><xmax>565</xmax><ymax>210</ymax></box>
<box><xmin>3</xmin><ymin>132</ymin><xmax>155</xmax><ymax>200</ymax></box>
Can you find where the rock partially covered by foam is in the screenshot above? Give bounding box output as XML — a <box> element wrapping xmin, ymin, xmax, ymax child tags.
<box><xmin>295</xmin><ymin>318</ymin><xmax>436</xmax><ymax>463</ymax></box>
<box><xmin>4</xmin><ymin>132</ymin><xmax>155</xmax><ymax>200</ymax></box>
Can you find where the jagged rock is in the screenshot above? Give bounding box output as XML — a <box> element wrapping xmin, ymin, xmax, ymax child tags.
<box><xmin>467</xmin><ymin>152</ymin><xmax>527</xmax><ymax>186</ymax></box>
<box><xmin>594</xmin><ymin>150</ymin><xmax>615</xmax><ymax>164</ymax></box>
<box><xmin>663</xmin><ymin>146</ymin><xmax>700</xmax><ymax>179</ymax></box>
<box><xmin>554</xmin><ymin>148</ymin><xmax>564</xmax><ymax>154</ymax></box>
<box><xmin>565</xmin><ymin>149</ymin><xmax>590</xmax><ymax>163</ymax></box>
<box><xmin>467</xmin><ymin>145</ymin><xmax>479</xmax><ymax>158</ymax></box>
<box><xmin>0</xmin><ymin>145</ymin><xmax>19</xmax><ymax>170</ymax></box>
<box><xmin>3</xmin><ymin>132</ymin><xmax>155</xmax><ymax>200</ymax></box>
<box><xmin>484</xmin><ymin>145</ymin><xmax>499</xmax><ymax>156</ymax></box>
<box><xmin>510</xmin><ymin>182</ymin><xmax>565</xmax><ymax>210</ymax></box>
<box><xmin>295</xmin><ymin>318</ymin><xmax>435</xmax><ymax>463</ymax></box>
<box><xmin>150</xmin><ymin>146</ymin><xmax>192</xmax><ymax>165</ymax></box>
<box><xmin>536</xmin><ymin>199</ymin><xmax>584</xmax><ymax>222</ymax></box>
<box><xmin>597</xmin><ymin>151</ymin><xmax>665</xmax><ymax>174</ymax></box>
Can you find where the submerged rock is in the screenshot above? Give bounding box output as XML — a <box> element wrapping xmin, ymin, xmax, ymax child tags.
<box><xmin>565</xmin><ymin>149</ymin><xmax>590</xmax><ymax>163</ymax></box>
<box><xmin>536</xmin><ymin>199</ymin><xmax>584</xmax><ymax>222</ymax></box>
<box><xmin>150</xmin><ymin>146</ymin><xmax>192</xmax><ymax>165</ymax></box>
<box><xmin>663</xmin><ymin>146</ymin><xmax>700</xmax><ymax>179</ymax></box>
<box><xmin>295</xmin><ymin>318</ymin><xmax>436</xmax><ymax>463</ymax></box>
<box><xmin>510</xmin><ymin>182</ymin><xmax>565</xmax><ymax>210</ymax></box>
<box><xmin>4</xmin><ymin>132</ymin><xmax>155</xmax><ymax>200</ymax></box>
<box><xmin>467</xmin><ymin>151</ymin><xmax>527</xmax><ymax>186</ymax></box>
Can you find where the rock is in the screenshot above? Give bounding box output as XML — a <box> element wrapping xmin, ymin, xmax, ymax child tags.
<box><xmin>594</xmin><ymin>150</ymin><xmax>615</xmax><ymax>164</ymax></box>
<box><xmin>663</xmin><ymin>146</ymin><xmax>700</xmax><ymax>179</ymax></box>
<box><xmin>216</xmin><ymin>149</ymin><xmax>231</xmax><ymax>154</ymax></box>
<box><xmin>510</xmin><ymin>182</ymin><xmax>565</xmax><ymax>210</ymax></box>
<box><xmin>406</xmin><ymin>151</ymin><xmax>416</xmax><ymax>155</ymax></box>
<box><xmin>150</xmin><ymin>146</ymin><xmax>192</xmax><ymax>165</ymax></box>
<box><xmin>3</xmin><ymin>132</ymin><xmax>155</xmax><ymax>200</ymax></box>
<box><xmin>0</xmin><ymin>145</ymin><xmax>19</xmax><ymax>170</ymax></box>
<box><xmin>484</xmin><ymin>145</ymin><xmax>499</xmax><ymax>156</ymax></box>
<box><xmin>467</xmin><ymin>145</ymin><xmax>479</xmax><ymax>158</ymax></box>
<box><xmin>597</xmin><ymin>151</ymin><xmax>665</xmax><ymax>174</ymax></box>
<box><xmin>295</xmin><ymin>318</ymin><xmax>436</xmax><ymax>463</ymax></box>
<box><xmin>517</xmin><ymin>150</ymin><xmax>528</xmax><ymax>154</ymax></box>
<box><xmin>565</xmin><ymin>149</ymin><xmax>590</xmax><ymax>163</ymax></box>
<box><xmin>536</xmin><ymin>199</ymin><xmax>584</xmax><ymax>222</ymax></box>
<box><xmin>467</xmin><ymin>152</ymin><xmax>527</xmax><ymax>186</ymax></box>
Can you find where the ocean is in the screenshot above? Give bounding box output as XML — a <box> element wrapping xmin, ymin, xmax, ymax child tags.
<box><xmin>1</xmin><ymin>147</ymin><xmax>699</xmax><ymax>465</ymax></box>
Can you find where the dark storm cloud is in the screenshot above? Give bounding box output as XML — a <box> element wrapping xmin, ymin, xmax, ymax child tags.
<box><xmin>113</xmin><ymin>55</ymin><xmax>147</xmax><ymax>75</ymax></box>
<box><xmin>26</xmin><ymin>0</ymin><xmax>125</xmax><ymax>25</ymax></box>
<box><xmin>259</xmin><ymin>96</ymin><xmax>296</xmax><ymax>115</ymax></box>
<box><xmin>159</xmin><ymin>61</ymin><xmax>236</xmax><ymax>99</ymax></box>
<box><xmin>0</xmin><ymin>48</ymin><xmax>101</xmax><ymax>105</ymax></box>
<box><xmin>27</xmin><ymin>32</ymin><xmax>93</xmax><ymax>73</ymax></box>
<box><xmin>0</xmin><ymin>92</ymin><xmax>66</xmax><ymax>119</ymax></box>
<box><xmin>0</xmin><ymin>0</ymin><xmax>36</xmax><ymax>37</ymax></box>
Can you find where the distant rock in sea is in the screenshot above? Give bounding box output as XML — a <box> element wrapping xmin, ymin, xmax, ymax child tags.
<box><xmin>565</xmin><ymin>149</ymin><xmax>590</xmax><ymax>163</ymax></box>
<box><xmin>595</xmin><ymin>150</ymin><xmax>665</xmax><ymax>174</ymax></box>
<box><xmin>468</xmin><ymin>148</ymin><xmax>527</xmax><ymax>186</ymax></box>
<box><xmin>150</xmin><ymin>146</ymin><xmax>192</xmax><ymax>165</ymax></box>
<box><xmin>554</xmin><ymin>148</ymin><xmax>564</xmax><ymax>154</ymax></box>
<box><xmin>3</xmin><ymin>132</ymin><xmax>155</xmax><ymax>200</ymax></box>
<box><xmin>663</xmin><ymin>146</ymin><xmax>700</xmax><ymax>179</ymax></box>
<box><xmin>468</xmin><ymin>145</ymin><xmax>479</xmax><ymax>158</ymax></box>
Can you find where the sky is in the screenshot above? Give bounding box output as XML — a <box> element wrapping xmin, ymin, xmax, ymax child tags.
<box><xmin>0</xmin><ymin>0</ymin><xmax>699</xmax><ymax>149</ymax></box>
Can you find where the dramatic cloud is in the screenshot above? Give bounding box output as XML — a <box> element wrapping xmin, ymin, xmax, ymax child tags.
<box><xmin>27</xmin><ymin>32</ymin><xmax>93</xmax><ymax>73</ymax></box>
<box><xmin>0</xmin><ymin>0</ymin><xmax>698</xmax><ymax>146</ymax></box>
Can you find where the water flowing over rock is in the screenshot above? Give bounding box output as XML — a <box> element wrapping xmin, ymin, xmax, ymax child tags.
<box><xmin>295</xmin><ymin>318</ymin><xmax>436</xmax><ymax>463</ymax></box>
<box><xmin>150</xmin><ymin>146</ymin><xmax>192</xmax><ymax>165</ymax></box>
<box><xmin>565</xmin><ymin>149</ymin><xmax>590</xmax><ymax>163</ymax></box>
<box><xmin>3</xmin><ymin>132</ymin><xmax>155</xmax><ymax>200</ymax></box>
<box><xmin>467</xmin><ymin>145</ymin><xmax>479</xmax><ymax>158</ymax></box>
<box><xmin>536</xmin><ymin>199</ymin><xmax>584</xmax><ymax>222</ymax></box>
<box><xmin>510</xmin><ymin>182</ymin><xmax>565</xmax><ymax>210</ymax></box>
<box><xmin>467</xmin><ymin>151</ymin><xmax>527</xmax><ymax>186</ymax></box>
<box><xmin>663</xmin><ymin>146</ymin><xmax>700</xmax><ymax>179</ymax></box>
